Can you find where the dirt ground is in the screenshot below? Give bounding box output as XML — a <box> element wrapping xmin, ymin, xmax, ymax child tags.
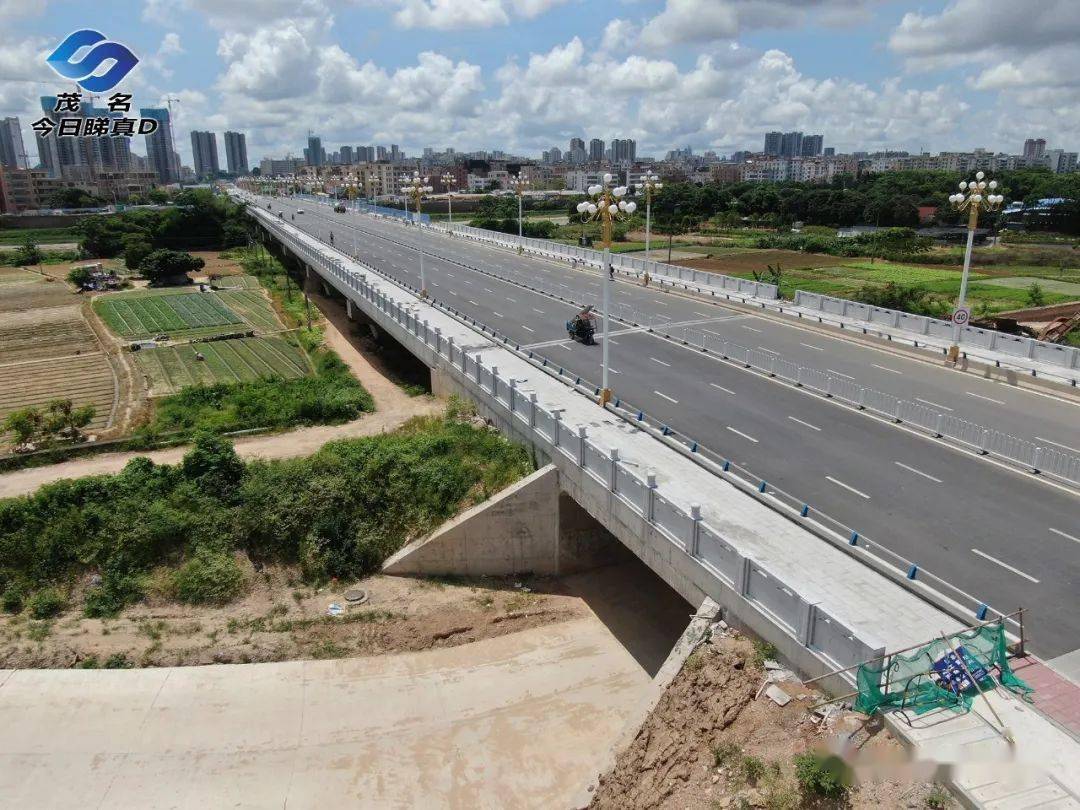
<box><xmin>589</xmin><ymin>630</ymin><xmax>952</xmax><ymax>810</ymax></box>
<box><xmin>0</xmin><ymin>569</ymin><xmax>591</xmax><ymax>669</ymax></box>
<box><xmin>671</xmin><ymin>249</ymin><xmax>846</xmax><ymax>276</ymax></box>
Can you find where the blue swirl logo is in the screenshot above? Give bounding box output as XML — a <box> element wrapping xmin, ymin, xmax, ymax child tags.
<box><xmin>46</xmin><ymin>30</ymin><xmax>139</xmax><ymax>92</ymax></box>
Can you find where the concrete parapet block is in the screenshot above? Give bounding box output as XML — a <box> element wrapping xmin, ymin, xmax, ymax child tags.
<box><xmin>383</xmin><ymin>464</ymin><xmax>561</xmax><ymax>577</ymax></box>
<box><xmin>382</xmin><ymin>464</ymin><xmax>622</xmax><ymax>578</ymax></box>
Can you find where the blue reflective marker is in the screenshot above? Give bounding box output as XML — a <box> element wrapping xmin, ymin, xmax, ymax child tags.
<box><xmin>907</xmin><ymin>564</ymin><xmax>919</xmax><ymax>579</ymax></box>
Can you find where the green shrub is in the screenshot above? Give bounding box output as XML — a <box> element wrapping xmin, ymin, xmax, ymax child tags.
<box><xmin>752</xmin><ymin>639</ymin><xmax>778</xmax><ymax>668</ymax></box>
<box><xmin>1</xmin><ymin>581</ymin><xmax>29</xmax><ymax>613</ymax></box>
<box><xmin>739</xmin><ymin>754</ymin><xmax>768</xmax><ymax>784</ymax></box>
<box><xmin>170</xmin><ymin>551</ymin><xmax>248</xmax><ymax>605</ymax></box>
<box><xmin>925</xmin><ymin>785</ymin><xmax>952</xmax><ymax>808</ymax></box>
<box><xmin>84</xmin><ymin>572</ymin><xmax>145</xmax><ymax>618</ymax></box>
<box><xmin>104</xmin><ymin>652</ymin><xmax>133</xmax><ymax>669</ymax></box>
<box><xmin>27</xmin><ymin>587</ymin><xmax>66</xmax><ymax>619</ymax></box>
<box><xmin>713</xmin><ymin>740</ymin><xmax>741</xmax><ymax>767</ymax></box>
<box><xmin>793</xmin><ymin>752</ymin><xmax>851</xmax><ymax>799</ymax></box>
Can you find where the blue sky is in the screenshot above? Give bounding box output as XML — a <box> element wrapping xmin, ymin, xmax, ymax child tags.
<box><xmin>1</xmin><ymin>0</ymin><xmax>1076</xmax><ymax>167</ymax></box>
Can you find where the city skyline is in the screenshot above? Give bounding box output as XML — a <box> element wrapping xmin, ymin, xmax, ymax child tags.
<box><xmin>0</xmin><ymin>1</ymin><xmax>1078</xmax><ymax>170</ymax></box>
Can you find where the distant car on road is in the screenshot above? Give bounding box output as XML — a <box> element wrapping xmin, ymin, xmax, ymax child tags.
<box><xmin>334</xmin><ymin>204</ymin><xmax>347</xmax><ymax>213</ymax></box>
<box><xmin>296</xmin><ymin>209</ymin><xmax>305</xmax><ymax>214</ymax></box>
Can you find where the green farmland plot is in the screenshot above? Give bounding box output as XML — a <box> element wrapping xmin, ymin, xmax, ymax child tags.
<box><xmin>135</xmin><ymin>336</ymin><xmax>311</xmax><ymax>395</ymax></box>
<box><xmin>96</xmin><ymin>291</ymin><xmax>243</xmax><ymax>339</ymax></box>
<box><xmin>216</xmin><ymin>289</ymin><xmax>284</xmax><ymax>332</ymax></box>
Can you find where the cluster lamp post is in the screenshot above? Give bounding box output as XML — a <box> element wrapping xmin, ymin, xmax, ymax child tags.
<box><xmin>510</xmin><ymin>172</ymin><xmax>530</xmax><ymax>238</ymax></box>
<box><xmin>401</xmin><ymin>171</ymin><xmax>433</xmax><ymax>297</ymax></box>
<box><xmin>576</xmin><ymin>173</ymin><xmax>637</xmax><ymax>405</ymax></box>
<box><xmin>947</xmin><ymin>171</ymin><xmax>1004</xmax><ymax>361</ymax></box>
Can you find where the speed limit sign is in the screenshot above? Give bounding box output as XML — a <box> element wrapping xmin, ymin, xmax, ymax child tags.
<box><xmin>951</xmin><ymin>306</ymin><xmax>971</xmax><ymax>327</ymax></box>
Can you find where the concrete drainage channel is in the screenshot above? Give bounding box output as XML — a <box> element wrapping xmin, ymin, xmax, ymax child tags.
<box><xmin>248</xmin><ymin>201</ymin><xmax>1019</xmax><ymax>644</ymax></box>
<box><xmin>307</xmin><ymin>205</ymin><xmax>1080</xmax><ymax>493</ymax></box>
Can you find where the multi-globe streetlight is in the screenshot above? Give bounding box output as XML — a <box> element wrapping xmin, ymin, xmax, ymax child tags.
<box><xmin>509</xmin><ymin>172</ymin><xmax>530</xmax><ymax>238</ymax></box>
<box><xmin>441</xmin><ymin>172</ymin><xmax>458</xmax><ymax>227</ymax></box>
<box><xmin>401</xmin><ymin>171</ymin><xmax>434</xmax><ymax>298</ymax></box>
<box><xmin>576</xmin><ymin>173</ymin><xmax>637</xmax><ymax>405</ymax></box>
<box><xmin>947</xmin><ymin>171</ymin><xmax>1004</xmax><ymax>361</ymax></box>
<box><xmin>635</xmin><ymin>171</ymin><xmax>663</xmax><ymax>263</ymax></box>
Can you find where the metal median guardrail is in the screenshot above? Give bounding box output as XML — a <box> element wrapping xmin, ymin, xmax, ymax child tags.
<box><xmin>245</xmin><ymin>198</ymin><xmax>1025</xmax><ymax>651</ymax></box>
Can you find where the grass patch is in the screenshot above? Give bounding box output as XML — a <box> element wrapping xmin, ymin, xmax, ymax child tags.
<box><xmin>793</xmin><ymin>751</ymin><xmax>852</xmax><ymax>800</ymax></box>
<box><xmin>0</xmin><ymin>227</ymin><xmax>78</xmax><ymax>245</ymax></box>
<box><xmin>752</xmin><ymin>639</ymin><xmax>778</xmax><ymax>669</ymax></box>
<box><xmin>94</xmin><ymin>290</ymin><xmax>244</xmax><ymax>339</ymax></box>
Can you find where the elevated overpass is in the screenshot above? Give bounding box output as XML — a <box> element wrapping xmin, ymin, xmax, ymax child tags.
<box><xmin>242</xmin><ymin>192</ymin><xmax>1080</xmax><ymax>664</ymax></box>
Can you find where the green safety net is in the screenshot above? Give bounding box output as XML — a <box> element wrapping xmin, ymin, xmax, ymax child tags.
<box><xmin>854</xmin><ymin>623</ymin><xmax>1032</xmax><ymax>716</ymax></box>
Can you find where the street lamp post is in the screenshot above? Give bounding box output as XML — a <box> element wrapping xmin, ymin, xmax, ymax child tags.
<box><xmin>635</xmin><ymin>171</ymin><xmax>662</xmax><ymax>263</ymax></box>
<box><xmin>441</xmin><ymin>172</ymin><xmax>457</xmax><ymax>228</ymax></box>
<box><xmin>947</xmin><ymin>171</ymin><xmax>1004</xmax><ymax>362</ymax></box>
<box><xmin>510</xmin><ymin>172</ymin><xmax>530</xmax><ymax>239</ymax></box>
<box><xmin>576</xmin><ymin>173</ymin><xmax>637</xmax><ymax>406</ymax></box>
<box><xmin>401</xmin><ymin>171</ymin><xmax>434</xmax><ymax>298</ymax></box>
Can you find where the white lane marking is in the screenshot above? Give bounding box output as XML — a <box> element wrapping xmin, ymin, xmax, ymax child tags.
<box><xmin>872</xmin><ymin>363</ymin><xmax>903</xmax><ymax>375</ymax></box>
<box><xmin>1049</xmin><ymin>527</ymin><xmax>1080</xmax><ymax>545</ymax></box>
<box><xmin>460</xmin><ymin>279</ymin><xmax>473</xmax><ymax>285</ymax></box>
<box><xmin>894</xmin><ymin>461</ymin><xmax>943</xmax><ymax>483</ymax></box>
<box><xmin>654</xmin><ymin>390</ymin><xmax>679</xmax><ymax>404</ymax></box>
<box><xmin>654</xmin><ymin>301</ymin><xmax>669</xmax><ymax>306</ymax></box>
<box><xmin>788</xmin><ymin>416</ymin><xmax>821</xmax><ymax>431</ymax></box>
<box><xmin>916</xmin><ymin>397</ymin><xmax>953</xmax><ymax>412</ymax></box>
<box><xmin>826</xmin><ymin>476</ymin><xmax>870</xmax><ymax>499</ymax></box>
<box><xmin>726</xmin><ymin>426</ymin><xmax>758</xmax><ymax>443</ymax></box>
<box><xmin>448</xmin><ymin>290</ymin><xmax>458</xmax><ymax>296</ymax></box>
<box><xmin>800</xmin><ymin>342</ymin><xmax>824</xmax><ymax>351</ymax></box>
<box><xmin>608</xmin><ymin>339</ymin><xmax>620</xmax><ymax>345</ymax></box>
<box><xmin>521</xmin><ymin>325</ymin><xmax>534</xmax><ymax>333</ymax></box>
<box><xmin>971</xmin><ymin>548</ymin><xmax>1040</xmax><ymax>583</ymax></box>
<box><xmin>741</xmin><ymin>326</ymin><xmax>762</xmax><ymax>333</ymax></box>
<box><xmin>650</xmin><ymin>357</ymin><xmax>671</xmax><ymax>367</ymax></box>
<box><xmin>710</xmin><ymin>383</ymin><xmax>736</xmax><ymax>395</ymax></box>
<box><xmin>532</xmin><ymin>308</ymin><xmax>545</xmax><ymax>314</ymax></box>
<box><xmin>558</xmin><ymin>344</ymin><xmax>572</xmax><ymax>351</ymax></box>
<box><xmin>966</xmin><ymin>391</ymin><xmax>1005</xmax><ymax>405</ymax></box>
<box><xmin>506</xmin><ymin>296</ymin><xmax>517</xmax><ymax>303</ymax></box>
<box><xmin>484</xmin><ymin>287</ymin><xmax>495</xmax><ymax>293</ymax></box>
<box><xmin>492</xmin><ymin>312</ymin><xmax>503</xmax><ymax>318</ymax></box>
<box><xmin>827</xmin><ymin>369</ymin><xmax>854</xmax><ymax>379</ymax></box>
<box><xmin>1034</xmin><ymin>436</ymin><xmax>1080</xmax><ymax>455</ymax></box>
<box><xmin>757</xmin><ymin>346</ymin><xmax>779</xmax><ymax>354</ymax></box>
<box><xmin>609</xmin><ymin>368</ymin><xmax>621</xmax><ymax>374</ymax></box>
<box><xmin>694</xmin><ymin>311</ymin><xmax>712</xmax><ymax>317</ymax></box>
<box><xmin>468</xmin><ymin>300</ymin><xmax>479</xmax><ymax>306</ymax></box>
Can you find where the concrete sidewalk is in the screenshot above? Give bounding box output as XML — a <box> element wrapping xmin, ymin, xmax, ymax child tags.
<box><xmin>0</xmin><ymin>618</ymin><xmax>657</xmax><ymax>809</ymax></box>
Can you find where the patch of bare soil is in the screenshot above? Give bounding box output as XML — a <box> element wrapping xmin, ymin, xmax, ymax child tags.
<box><xmin>0</xmin><ymin>570</ymin><xmax>588</xmax><ymax>669</ymax></box>
<box><xmin>589</xmin><ymin>632</ymin><xmax>952</xmax><ymax>810</ymax></box>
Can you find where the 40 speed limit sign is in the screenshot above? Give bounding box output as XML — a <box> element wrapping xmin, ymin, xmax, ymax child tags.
<box><xmin>951</xmin><ymin>306</ymin><xmax>971</xmax><ymax>327</ymax></box>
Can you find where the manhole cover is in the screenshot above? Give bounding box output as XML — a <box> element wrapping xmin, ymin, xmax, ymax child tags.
<box><xmin>344</xmin><ymin>589</ymin><xmax>368</xmax><ymax>604</ymax></box>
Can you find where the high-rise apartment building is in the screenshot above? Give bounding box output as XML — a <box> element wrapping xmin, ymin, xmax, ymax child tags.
<box><xmin>823</xmin><ymin>146</ymin><xmax>835</xmax><ymax>157</ymax></box>
<box><xmin>390</xmin><ymin>144</ymin><xmax>401</xmax><ymax>162</ymax></box>
<box><xmin>1022</xmin><ymin>138</ymin><xmax>1047</xmax><ymax>160</ymax></box>
<box><xmin>0</xmin><ymin>117</ymin><xmax>26</xmax><ymax>169</ymax></box>
<box><xmin>306</xmin><ymin>135</ymin><xmax>324</xmax><ymax>166</ymax></box>
<box><xmin>589</xmin><ymin>138</ymin><xmax>605</xmax><ymax>162</ymax></box>
<box><xmin>376</xmin><ymin>145</ymin><xmax>388</xmax><ymax>161</ymax></box>
<box><xmin>763</xmin><ymin>131</ymin><xmax>782</xmax><ymax>156</ymax></box>
<box><xmin>800</xmin><ymin>134</ymin><xmax>823</xmax><ymax>157</ymax></box>
<box><xmin>340</xmin><ymin>146</ymin><xmax>354</xmax><ymax>165</ymax></box>
<box><xmin>190</xmin><ymin>130</ymin><xmax>219</xmax><ymax>180</ymax></box>
<box><xmin>780</xmin><ymin>131</ymin><xmax>803</xmax><ymax>158</ymax></box>
<box><xmin>610</xmin><ymin>138</ymin><xmax>636</xmax><ymax>163</ymax></box>
<box><xmin>141</xmin><ymin>108</ymin><xmax>179</xmax><ymax>184</ymax></box>
<box><xmin>568</xmin><ymin>137</ymin><xmax>586</xmax><ymax>164</ymax></box>
<box><xmin>223</xmin><ymin>131</ymin><xmax>248</xmax><ymax>174</ymax></box>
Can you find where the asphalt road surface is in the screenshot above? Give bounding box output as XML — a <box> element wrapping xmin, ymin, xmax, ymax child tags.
<box><xmin>255</xmin><ymin>193</ymin><xmax>1080</xmax><ymax>662</ymax></box>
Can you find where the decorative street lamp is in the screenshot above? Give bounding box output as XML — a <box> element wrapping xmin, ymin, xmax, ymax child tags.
<box><xmin>635</xmin><ymin>171</ymin><xmax>662</xmax><ymax>263</ymax></box>
<box><xmin>509</xmin><ymin>172</ymin><xmax>530</xmax><ymax>238</ymax></box>
<box><xmin>441</xmin><ymin>172</ymin><xmax>458</xmax><ymax>227</ymax></box>
<box><xmin>401</xmin><ymin>171</ymin><xmax>434</xmax><ymax>298</ymax></box>
<box><xmin>947</xmin><ymin>171</ymin><xmax>1004</xmax><ymax>361</ymax></box>
<box><xmin>576</xmin><ymin>173</ymin><xmax>637</xmax><ymax>406</ymax></box>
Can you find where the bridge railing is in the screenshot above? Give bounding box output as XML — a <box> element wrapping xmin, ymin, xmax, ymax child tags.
<box><xmin>247</xmin><ymin>201</ymin><xmax>1024</xmax><ymax>648</ymax></box>
<box><xmin>793</xmin><ymin>290</ymin><xmax>1080</xmax><ymax>379</ymax></box>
